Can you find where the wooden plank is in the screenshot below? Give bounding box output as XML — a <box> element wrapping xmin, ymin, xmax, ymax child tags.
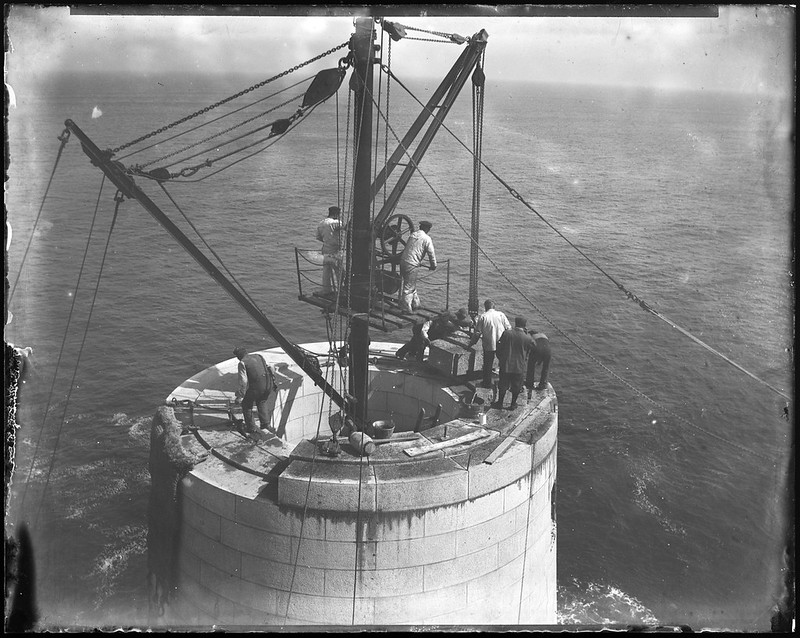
<box><xmin>373</xmin><ymin>432</ymin><xmax>422</xmax><ymax>445</ymax></box>
<box><xmin>298</xmin><ymin>294</ymin><xmax>407</xmax><ymax>332</ymax></box>
<box><xmin>403</xmin><ymin>429</ymin><xmax>492</xmax><ymax>457</ymax></box>
<box><xmin>483</xmin><ymin>398</ymin><xmax>551</xmax><ymax>465</ymax></box>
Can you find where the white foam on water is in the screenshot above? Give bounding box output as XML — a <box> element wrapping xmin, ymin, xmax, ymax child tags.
<box><xmin>631</xmin><ymin>454</ymin><xmax>687</xmax><ymax>538</ymax></box>
<box><xmin>87</xmin><ymin>525</ymin><xmax>147</xmax><ymax>610</ymax></box>
<box><xmin>558</xmin><ymin>579</ymin><xmax>659</xmax><ymax>626</ymax></box>
<box><xmin>65</xmin><ymin>476</ymin><xmax>128</xmax><ymax>520</ymax></box>
<box><xmin>126</xmin><ymin>415</ymin><xmax>154</xmax><ymax>446</ymax></box>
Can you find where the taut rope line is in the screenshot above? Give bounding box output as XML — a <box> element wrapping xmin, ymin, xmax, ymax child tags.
<box><xmin>9</xmin><ymin>128</ymin><xmax>71</xmax><ymax>305</ymax></box>
<box><xmin>34</xmin><ymin>191</ymin><xmax>123</xmax><ymax>528</ymax></box>
<box><xmin>383</xmin><ymin>65</ymin><xmax>790</xmax><ymax>403</ymax></box>
<box><xmin>111</xmin><ymin>41</ymin><xmax>349</xmax><ymax>155</ymax></box>
<box><xmin>18</xmin><ymin>174</ymin><xmax>106</xmax><ymax>512</ymax></box>
<box><xmin>367</xmin><ymin>82</ymin><xmax>776</xmax><ymax>463</ymax></box>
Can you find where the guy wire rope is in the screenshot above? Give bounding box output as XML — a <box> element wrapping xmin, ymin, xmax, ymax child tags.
<box><xmin>117</xmin><ymin>75</ymin><xmax>314</xmax><ymax>163</ymax></box>
<box><xmin>517</xmin><ymin>425</ymin><xmax>539</xmax><ymax>624</ymax></box>
<box><xmin>157</xmin><ymin>182</ymin><xmax>263</xmax><ymax>311</ymax></box>
<box><xmin>366</xmin><ymin>80</ymin><xmax>776</xmax><ymax>463</ymax></box>
<box><xmin>381</xmin><ymin>64</ymin><xmax>791</xmax><ymax>404</ymax></box>
<box><xmin>283</xmin><ymin>373</ymin><xmax>329</xmax><ymax>625</ymax></box>
<box><xmin>18</xmin><ymin>174</ymin><xmax>106</xmax><ymax>513</ymax></box>
<box><xmin>9</xmin><ymin>128</ymin><xmax>71</xmax><ymax>305</ymax></box>
<box><xmin>136</xmin><ymin>92</ymin><xmax>305</xmax><ymax>171</ymax></box>
<box><xmin>33</xmin><ymin>191</ymin><xmax>123</xmax><ymax>529</ymax></box>
<box><xmin>111</xmin><ymin>41</ymin><xmax>349</xmax><ymax>155</ymax></box>
<box><xmin>157</xmin><ymin>104</ymin><xmax>322</xmax><ymax>182</ymax></box>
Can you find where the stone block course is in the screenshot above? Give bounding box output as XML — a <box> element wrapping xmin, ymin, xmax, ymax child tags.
<box><xmin>374</xmin><ymin>459</ymin><xmax>468</xmax><ymax>511</ymax></box>
<box><xmin>289</xmin><ymin>536</ymin><xmax>371</xmax><ymax>570</ymax></box>
<box><xmin>462</xmin><ymin>487</ymin><xmax>505</xmax><ymax>528</ymax></box>
<box><xmin>183</xmin><ymin>474</ymin><xmax>236</xmax><ymax>519</ymax></box>
<box><xmin>282</xmin><ymin>591</ymin><xmax>375</xmax><ymax>624</ymax></box>
<box><xmin>497</xmin><ymin>526</ymin><xmax>528</xmax><ymax>566</ymax></box>
<box><xmin>374</xmin><ymin>532</ymin><xmax>457</xmax><ymax>569</ymax></box>
<box><xmin>178</xmin><ymin>547</ymin><xmax>202</xmax><ymax>583</ymax></box>
<box><xmin>455</xmin><ymin>506</ymin><xmax>517</xmax><ymax>556</ymax></box>
<box><xmin>372</xmin><ymin>582</ymin><xmax>467</xmax><ymax>624</ymax></box>
<box><xmin>239</xmin><ymin>553</ymin><xmax>325</xmax><ymax>596</ymax></box>
<box><xmin>468</xmin><ymin>441</ymin><xmax>533</xmax><ymax>499</ymax></box>
<box><xmin>279</xmin><ymin>460</ymin><xmax>378</xmax><ymax>512</ymax></box>
<box><xmin>324</xmin><ymin>511</ymin><xmax>426</xmax><ymax>541</ymax></box>
<box><xmin>221</xmin><ymin>518</ymin><xmax>292</xmax><ymax>562</ymax></box>
<box><xmin>422</xmin><ymin>544</ymin><xmax>498</xmax><ymax>591</ymax></box>
<box><xmin>179</xmin><ymin>576</ymin><xmax>258</xmax><ymax>625</ymax></box>
<box><xmin>285</xmin><ymin>509</ymin><xmax>327</xmax><ymax>540</ymax></box>
<box><xmin>182</xmin><ymin>495</ymin><xmax>222</xmax><ymax>542</ymax></box>
<box><xmin>183</xmin><ymin>523</ymin><xmax>242</xmax><ymax>576</ymax></box>
<box><xmin>466</xmin><ymin>554</ymin><xmax>524</xmax><ymax>604</ymax></box>
<box><xmin>532</xmin><ymin>425</ymin><xmax>557</xmax><ymax>466</ymax></box>
<box><xmin>504</xmin><ymin>474</ymin><xmax>533</xmax><ymax>511</ymax></box>
<box><xmin>323</xmin><ymin>564</ymin><xmax>424</xmax><ymax>598</ymax></box>
<box><xmin>176</xmin><ymin>580</ymin><xmax>222</xmax><ymax>626</ymax></box>
<box><xmin>234</xmin><ymin>494</ymin><xmax>299</xmax><ymax>535</ymax></box>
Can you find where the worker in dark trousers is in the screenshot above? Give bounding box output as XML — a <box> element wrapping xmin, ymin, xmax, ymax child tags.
<box><xmin>233</xmin><ymin>346</ymin><xmax>277</xmax><ymax>434</ymax></box>
<box><xmin>525</xmin><ymin>330</ymin><xmax>551</xmax><ymax>395</ymax></box>
<box><xmin>492</xmin><ymin>316</ymin><xmax>534</xmax><ymax>410</ymax></box>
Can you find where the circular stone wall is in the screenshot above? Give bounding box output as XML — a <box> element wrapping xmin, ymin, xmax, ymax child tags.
<box><xmin>163</xmin><ymin>343</ymin><xmax>557</xmax><ymax>626</ymax></box>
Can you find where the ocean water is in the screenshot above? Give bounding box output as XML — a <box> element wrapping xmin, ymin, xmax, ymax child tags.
<box><xmin>5</xmin><ymin>64</ymin><xmax>793</xmax><ymax>630</ymax></box>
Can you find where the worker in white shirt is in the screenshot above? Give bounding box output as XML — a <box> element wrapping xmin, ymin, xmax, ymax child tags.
<box><xmin>399</xmin><ymin>220</ymin><xmax>436</xmax><ymax>313</ymax></box>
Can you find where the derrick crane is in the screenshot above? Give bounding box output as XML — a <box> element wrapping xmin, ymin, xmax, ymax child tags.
<box><xmin>61</xmin><ymin>16</ymin><xmax>489</xmax><ymax>432</ymax></box>
<box><xmin>333</xmin><ymin>17</ymin><xmax>488</xmax><ymax>426</ymax></box>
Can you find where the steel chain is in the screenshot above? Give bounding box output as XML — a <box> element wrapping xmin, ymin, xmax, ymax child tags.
<box><xmin>392</xmin><ymin>22</ymin><xmax>465</xmax><ymax>43</ymax></box>
<box><xmin>135</xmin><ymin>93</ymin><xmax>303</xmax><ymax>170</ymax></box>
<box><xmin>111</xmin><ymin>41</ymin><xmax>349</xmax><ymax>154</ymax></box>
<box><xmin>179</xmin><ymin>108</ymin><xmax>307</xmax><ymax>177</ymax></box>
<box><xmin>403</xmin><ymin>36</ymin><xmax>459</xmax><ymax>44</ymax></box>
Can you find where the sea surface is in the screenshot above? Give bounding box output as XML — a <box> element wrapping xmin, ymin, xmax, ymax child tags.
<box><xmin>4</xmin><ymin>64</ymin><xmax>793</xmax><ymax>631</ymax></box>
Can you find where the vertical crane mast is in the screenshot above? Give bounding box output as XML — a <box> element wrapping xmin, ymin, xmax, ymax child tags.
<box><xmin>347</xmin><ymin>17</ymin><xmax>377</xmax><ymax>427</ymax></box>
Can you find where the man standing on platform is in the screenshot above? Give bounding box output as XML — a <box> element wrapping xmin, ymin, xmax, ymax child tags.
<box><xmin>492</xmin><ymin>316</ymin><xmax>534</xmax><ymax>410</ymax></box>
<box><xmin>234</xmin><ymin>346</ymin><xmax>277</xmax><ymax>435</ymax></box>
<box><xmin>469</xmin><ymin>299</ymin><xmax>511</xmax><ymax>388</ymax></box>
<box><xmin>316</xmin><ymin>205</ymin><xmax>342</xmax><ymax>296</ymax></box>
<box><xmin>399</xmin><ymin>220</ymin><xmax>437</xmax><ymax>313</ymax></box>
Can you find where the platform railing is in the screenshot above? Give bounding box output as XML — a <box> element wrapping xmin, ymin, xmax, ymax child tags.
<box><xmin>294</xmin><ymin>248</ymin><xmax>452</xmax><ymax>331</ymax></box>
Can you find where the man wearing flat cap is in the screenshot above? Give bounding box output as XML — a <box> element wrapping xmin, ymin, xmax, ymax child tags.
<box><xmin>316</xmin><ymin>205</ymin><xmax>342</xmax><ymax>296</ymax></box>
<box><xmin>493</xmin><ymin>316</ymin><xmax>534</xmax><ymax>410</ymax></box>
<box><xmin>399</xmin><ymin>220</ymin><xmax>437</xmax><ymax>313</ymax></box>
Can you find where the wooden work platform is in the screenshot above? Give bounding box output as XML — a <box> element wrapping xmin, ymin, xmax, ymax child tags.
<box><xmin>298</xmin><ymin>290</ymin><xmax>440</xmax><ymax>332</ymax></box>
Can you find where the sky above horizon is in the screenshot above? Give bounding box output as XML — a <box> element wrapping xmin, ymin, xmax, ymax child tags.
<box><xmin>5</xmin><ymin>5</ymin><xmax>794</xmax><ymax>95</ymax></box>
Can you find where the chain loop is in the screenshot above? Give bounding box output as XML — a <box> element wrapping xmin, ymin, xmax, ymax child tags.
<box><xmin>111</xmin><ymin>41</ymin><xmax>349</xmax><ymax>154</ymax></box>
<box><xmin>390</xmin><ymin>21</ymin><xmax>466</xmax><ymax>44</ymax></box>
<box><xmin>403</xmin><ymin>36</ymin><xmax>460</xmax><ymax>44</ymax></box>
<box><xmin>135</xmin><ymin>93</ymin><xmax>303</xmax><ymax>171</ymax></box>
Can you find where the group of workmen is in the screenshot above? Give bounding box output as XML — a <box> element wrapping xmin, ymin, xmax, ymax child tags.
<box><xmin>315</xmin><ymin>204</ymin><xmax>437</xmax><ymax>314</ymax></box>
<box><xmin>471</xmin><ymin>301</ymin><xmax>552</xmax><ymax>410</ymax></box>
<box><xmin>396</xmin><ymin>299</ymin><xmax>551</xmax><ymax>409</ymax></box>
<box><xmin>316</xmin><ymin>204</ymin><xmax>551</xmax><ymax>409</ymax></box>
<box><xmin>221</xmin><ymin>208</ymin><xmax>547</xmax><ymax>436</ymax></box>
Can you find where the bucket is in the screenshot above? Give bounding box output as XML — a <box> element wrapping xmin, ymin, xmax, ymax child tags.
<box><xmin>462</xmin><ymin>396</ymin><xmax>485</xmax><ymax>418</ymax></box>
<box><xmin>372</xmin><ymin>420</ymin><xmax>395</xmax><ymax>439</ymax></box>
